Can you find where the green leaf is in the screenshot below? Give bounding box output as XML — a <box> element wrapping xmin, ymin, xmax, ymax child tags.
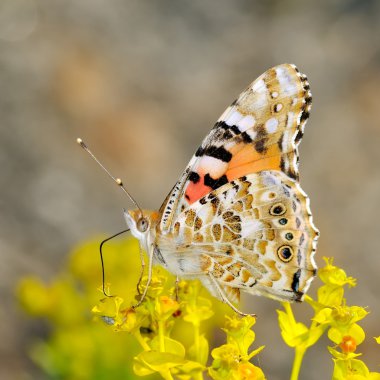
<box><xmin>150</xmin><ymin>336</ymin><xmax>186</xmax><ymax>358</ymax></box>
<box><xmin>313</xmin><ymin>307</ymin><xmax>333</xmax><ymax>324</ymax></box>
<box><xmin>318</xmin><ymin>285</ymin><xmax>344</xmax><ymax>307</ymax></box>
<box><xmin>348</xmin><ymin>323</ymin><xmax>365</xmax><ymax>345</ymax></box>
<box><xmin>133</xmin><ymin>351</ymin><xmax>186</xmax><ymax>376</ymax></box>
<box><xmin>188</xmin><ymin>334</ymin><xmax>209</xmax><ymax>366</ymax></box>
<box><xmin>277</xmin><ymin>310</ymin><xmax>309</xmax><ymax>347</ymax></box>
<box><xmin>133</xmin><ymin>356</ymin><xmax>155</xmax><ymax>376</ymax></box>
<box><xmin>331</xmin><ymin>358</ymin><xmax>370</xmax><ymax>380</ymax></box>
<box><xmin>183</xmin><ymin>297</ymin><xmax>214</xmax><ymax>324</ymax></box>
<box><xmin>305</xmin><ymin>324</ymin><xmax>327</xmax><ymax>347</ymax></box>
<box><xmin>172</xmin><ymin>360</ymin><xmax>205</xmax><ymax>376</ymax></box>
<box><xmin>327</xmin><ymin>346</ymin><xmax>362</xmax><ymax>360</ymax></box>
<box><xmin>328</xmin><ymin>327</ymin><xmax>343</xmax><ymax>345</ymax></box>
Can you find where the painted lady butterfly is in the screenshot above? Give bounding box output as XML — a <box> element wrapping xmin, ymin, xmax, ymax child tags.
<box><xmin>79</xmin><ymin>64</ymin><xmax>319</xmax><ymax>315</ymax></box>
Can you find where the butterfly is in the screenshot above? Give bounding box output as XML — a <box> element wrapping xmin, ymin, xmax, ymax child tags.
<box><xmin>79</xmin><ymin>63</ymin><xmax>319</xmax><ymax>315</ymax></box>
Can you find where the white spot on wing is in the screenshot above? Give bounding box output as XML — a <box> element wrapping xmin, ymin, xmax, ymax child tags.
<box><xmin>287</xmin><ymin>111</ymin><xmax>295</xmax><ymax>129</ymax></box>
<box><xmin>275</xmin><ymin>103</ymin><xmax>283</xmax><ymax>112</ymax></box>
<box><xmin>275</xmin><ymin>66</ymin><xmax>298</xmax><ymax>95</ymax></box>
<box><xmin>245</xmin><ymin>129</ymin><xmax>257</xmax><ymax>140</ymax></box>
<box><xmin>225</xmin><ymin>110</ymin><xmax>244</xmax><ymax>126</ymax></box>
<box><xmin>237</xmin><ymin>115</ymin><xmax>255</xmax><ymax>132</ymax></box>
<box><xmin>251</xmin><ymin>78</ymin><xmax>266</xmax><ymax>92</ymax></box>
<box><xmin>265</xmin><ymin>117</ymin><xmax>278</xmax><ymax>133</ymax></box>
<box><xmin>250</xmin><ymin>78</ymin><xmax>268</xmax><ymax>109</ymax></box>
<box><xmin>241</xmin><ymin>219</ymin><xmax>263</xmax><ymax>238</ymax></box>
<box><xmin>198</xmin><ymin>156</ymin><xmax>228</xmax><ymax>177</ymax></box>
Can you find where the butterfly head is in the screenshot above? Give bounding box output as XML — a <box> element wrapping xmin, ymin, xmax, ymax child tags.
<box><xmin>123</xmin><ymin>209</ymin><xmax>160</xmax><ymax>243</ymax></box>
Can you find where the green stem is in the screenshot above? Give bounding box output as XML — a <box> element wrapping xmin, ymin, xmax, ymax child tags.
<box><xmin>158</xmin><ymin>319</ymin><xmax>166</xmax><ymax>352</ymax></box>
<box><xmin>157</xmin><ymin>319</ymin><xmax>175</xmax><ymax>380</ymax></box>
<box><xmin>133</xmin><ymin>330</ymin><xmax>150</xmax><ymax>351</ymax></box>
<box><xmin>290</xmin><ymin>345</ymin><xmax>306</xmax><ymax>380</ymax></box>
<box><xmin>194</xmin><ymin>322</ymin><xmax>200</xmax><ymax>361</ymax></box>
<box><xmin>282</xmin><ymin>302</ymin><xmax>309</xmax><ymax>380</ymax></box>
<box><xmin>283</xmin><ymin>302</ymin><xmax>296</xmax><ymax>326</ymax></box>
<box><xmin>193</xmin><ymin>322</ymin><xmax>204</xmax><ymax>380</ymax></box>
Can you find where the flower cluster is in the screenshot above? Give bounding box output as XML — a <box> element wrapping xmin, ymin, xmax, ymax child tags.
<box><xmin>278</xmin><ymin>257</ymin><xmax>380</xmax><ymax>380</ymax></box>
<box><xmin>17</xmin><ymin>237</ymin><xmax>380</xmax><ymax>380</ymax></box>
<box><xmin>209</xmin><ymin>315</ymin><xmax>264</xmax><ymax>380</ymax></box>
<box><xmin>92</xmin><ymin>268</ymin><xmax>264</xmax><ymax>380</ymax></box>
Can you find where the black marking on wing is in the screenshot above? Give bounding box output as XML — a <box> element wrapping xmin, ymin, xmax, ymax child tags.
<box><xmin>189</xmin><ymin>171</ymin><xmax>200</xmax><ymax>183</ymax></box>
<box><xmin>254</xmin><ymin>124</ymin><xmax>268</xmax><ymax>154</ymax></box>
<box><xmin>300</xmin><ymin>111</ymin><xmax>310</xmax><ymax>123</ymax></box>
<box><xmin>203</xmin><ymin>146</ymin><xmax>232</xmax><ymax>162</ymax></box>
<box><xmin>214</xmin><ymin>121</ymin><xmax>229</xmax><ymax>130</ymax></box>
<box><xmin>230</xmin><ymin>125</ymin><xmax>240</xmax><ymax>135</ymax></box>
<box><xmin>204</xmin><ymin>174</ymin><xmax>228</xmax><ymax>190</ymax></box>
<box><xmin>291</xmin><ymin>269</ymin><xmax>301</xmax><ymax>293</ymax></box>
<box><xmin>213</xmin><ymin>121</ymin><xmax>240</xmax><ymax>137</ymax></box>
<box><xmin>195</xmin><ymin>146</ymin><xmax>204</xmax><ymax>157</ymax></box>
<box><xmin>295</xmin><ymin>130</ymin><xmax>304</xmax><ymax>144</ymax></box>
<box><xmin>287</xmin><ymin>168</ymin><xmax>297</xmax><ymax>180</ymax></box>
<box><xmin>241</xmin><ymin>131</ymin><xmax>253</xmax><ymax>143</ymax></box>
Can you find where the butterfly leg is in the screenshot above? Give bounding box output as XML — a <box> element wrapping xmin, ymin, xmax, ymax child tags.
<box><xmin>208</xmin><ymin>274</ymin><xmax>256</xmax><ymax>317</ymax></box>
<box><xmin>133</xmin><ymin>244</ymin><xmax>154</xmax><ymax>308</ymax></box>
<box><xmin>175</xmin><ymin>275</ymin><xmax>180</xmax><ymax>302</ymax></box>
<box><xmin>136</xmin><ymin>243</ymin><xmax>145</xmax><ymax>295</ymax></box>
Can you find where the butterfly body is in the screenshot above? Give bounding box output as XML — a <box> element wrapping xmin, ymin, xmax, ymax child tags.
<box><xmin>124</xmin><ymin>64</ymin><xmax>319</xmax><ymax>312</ymax></box>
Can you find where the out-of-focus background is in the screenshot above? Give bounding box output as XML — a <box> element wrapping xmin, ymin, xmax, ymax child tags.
<box><xmin>1</xmin><ymin>0</ymin><xmax>380</xmax><ymax>379</ymax></box>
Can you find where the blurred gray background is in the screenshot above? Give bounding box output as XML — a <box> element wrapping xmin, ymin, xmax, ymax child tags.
<box><xmin>1</xmin><ymin>0</ymin><xmax>380</xmax><ymax>379</ymax></box>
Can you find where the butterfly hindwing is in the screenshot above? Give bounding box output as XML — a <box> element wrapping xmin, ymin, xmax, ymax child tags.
<box><xmin>169</xmin><ymin>171</ymin><xmax>318</xmax><ymax>302</ymax></box>
<box><xmin>160</xmin><ymin>64</ymin><xmax>312</xmax><ymax>233</ymax></box>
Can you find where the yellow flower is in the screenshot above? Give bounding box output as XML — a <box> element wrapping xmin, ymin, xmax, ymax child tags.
<box><xmin>238</xmin><ymin>362</ymin><xmax>265</xmax><ymax>380</ymax></box>
<box><xmin>154</xmin><ymin>296</ymin><xmax>179</xmax><ymax>320</ymax></box>
<box><xmin>339</xmin><ymin>335</ymin><xmax>357</xmax><ymax>353</ymax></box>
<box><xmin>277</xmin><ymin>306</ymin><xmax>309</xmax><ymax>347</ymax></box>
<box><xmin>319</xmin><ymin>257</ymin><xmax>356</xmax><ymax>288</ymax></box>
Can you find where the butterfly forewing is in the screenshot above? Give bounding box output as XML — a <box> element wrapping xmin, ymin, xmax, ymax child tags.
<box><xmin>160</xmin><ymin>64</ymin><xmax>312</xmax><ymax>233</ymax></box>
<box><xmin>155</xmin><ymin>63</ymin><xmax>318</xmax><ymax>305</ymax></box>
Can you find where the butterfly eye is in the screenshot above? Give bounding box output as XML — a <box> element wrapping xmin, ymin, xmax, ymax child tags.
<box><xmin>277</xmin><ymin>245</ymin><xmax>293</xmax><ymax>262</ymax></box>
<box><xmin>137</xmin><ymin>218</ymin><xmax>149</xmax><ymax>232</ymax></box>
<box><xmin>270</xmin><ymin>203</ymin><xmax>286</xmax><ymax>216</ymax></box>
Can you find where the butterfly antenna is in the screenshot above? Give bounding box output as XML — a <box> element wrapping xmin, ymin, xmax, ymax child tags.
<box><xmin>77</xmin><ymin>138</ymin><xmax>143</xmax><ymax>214</ymax></box>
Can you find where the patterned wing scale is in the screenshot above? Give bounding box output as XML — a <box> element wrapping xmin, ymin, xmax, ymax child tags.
<box><xmin>169</xmin><ymin>171</ymin><xmax>319</xmax><ymax>303</ymax></box>
<box><xmin>160</xmin><ymin>64</ymin><xmax>311</xmax><ymax>233</ymax></box>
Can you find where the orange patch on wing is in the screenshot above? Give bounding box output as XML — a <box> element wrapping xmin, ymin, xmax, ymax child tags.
<box><xmin>226</xmin><ymin>144</ymin><xmax>281</xmax><ymax>179</ymax></box>
<box><xmin>185</xmin><ymin>172</ymin><xmax>211</xmax><ymax>204</ymax></box>
<box><xmin>228</xmin><ymin>144</ymin><xmax>262</xmax><ymax>169</ymax></box>
<box><xmin>184</xmin><ymin>143</ymin><xmax>281</xmax><ymax>205</ymax></box>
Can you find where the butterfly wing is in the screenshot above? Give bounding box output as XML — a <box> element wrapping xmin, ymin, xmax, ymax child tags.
<box><xmin>168</xmin><ymin>171</ymin><xmax>318</xmax><ymax>302</ymax></box>
<box><xmin>160</xmin><ymin>63</ymin><xmax>312</xmax><ymax>233</ymax></box>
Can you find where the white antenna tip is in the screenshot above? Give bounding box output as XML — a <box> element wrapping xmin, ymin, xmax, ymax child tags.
<box><xmin>116</xmin><ymin>178</ymin><xmax>123</xmax><ymax>185</ymax></box>
<box><xmin>77</xmin><ymin>138</ymin><xmax>88</xmax><ymax>149</ymax></box>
